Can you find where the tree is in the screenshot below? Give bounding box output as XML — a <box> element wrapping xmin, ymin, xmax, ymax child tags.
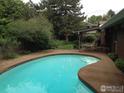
<box><xmin>0</xmin><ymin>0</ymin><xmax>29</xmax><ymax>31</ymax></box>
<box><xmin>22</xmin><ymin>2</ymin><xmax>38</xmax><ymax>20</ymax></box>
<box><xmin>0</xmin><ymin>0</ymin><xmax>26</xmax><ymax>20</ymax></box>
<box><xmin>107</xmin><ymin>9</ymin><xmax>115</xmax><ymax>18</ymax></box>
<box><xmin>88</xmin><ymin>15</ymin><xmax>102</xmax><ymax>24</ymax></box>
<box><xmin>102</xmin><ymin>9</ymin><xmax>115</xmax><ymax>21</ymax></box>
<box><xmin>38</xmin><ymin>0</ymin><xmax>85</xmax><ymax>41</ymax></box>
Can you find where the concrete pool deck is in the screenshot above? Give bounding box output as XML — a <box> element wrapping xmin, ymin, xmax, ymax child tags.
<box><xmin>0</xmin><ymin>50</ymin><xmax>124</xmax><ymax>93</ymax></box>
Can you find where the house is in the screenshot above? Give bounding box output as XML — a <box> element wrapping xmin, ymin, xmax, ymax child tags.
<box><xmin>100</xmin><ymin>9</ymin><xmax>124</xmax><ymax>59</ymax></box>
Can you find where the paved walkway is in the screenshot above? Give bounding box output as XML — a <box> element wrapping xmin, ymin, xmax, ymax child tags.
<box><xmin>0</xmin><ymin>50</ymin><xmax>124</xmax><ymax>93</ymax></box>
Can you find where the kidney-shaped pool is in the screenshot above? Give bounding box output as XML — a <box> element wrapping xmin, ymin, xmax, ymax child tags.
<box><xmin>0</xmin><ymin>54</ymin><xmax>100</xmax><ymax>93</ymax></box>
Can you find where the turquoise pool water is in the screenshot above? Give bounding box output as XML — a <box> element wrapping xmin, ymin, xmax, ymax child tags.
<box><xmin>0</xmin><ymin>54</ymin><xmax>99</xmax><ymax>93</ymax></box>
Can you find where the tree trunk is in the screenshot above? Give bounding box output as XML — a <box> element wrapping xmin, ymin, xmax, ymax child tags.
<box><xmin>65</xmin><ymin>34</ymin><xmax>69</xmax><ymax>42</ymax></box>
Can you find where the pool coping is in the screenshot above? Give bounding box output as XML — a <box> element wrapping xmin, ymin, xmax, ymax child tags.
<box><xmin>0</xmin><ymin>50</ymin><xmax>124</xmax><ymax>93</ymax></box>
<box><xmin>0</xmin><ymin>50</ymin><xmax>101</xmax><ymax>74</ymax></box>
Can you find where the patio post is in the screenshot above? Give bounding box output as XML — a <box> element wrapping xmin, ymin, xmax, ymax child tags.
<box><xmin>78</xmin><ymin>32</ymin><xmax>81</xmax><ymax>49</ymax></box>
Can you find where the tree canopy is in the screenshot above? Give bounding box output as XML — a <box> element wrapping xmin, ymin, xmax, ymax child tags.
<box><xmin>0</xmin><ymin>0</ymin><xmax>26</xmax><ymax>19</ymax></box>
<box><xmin>102</xmin><ymin>9</ymin><xmax>115</xmax><ymax>21</ymax></box>
<box><xmin>88</xmin><ymin>15</ymin><xmax>102</xmax><ymax>24</ymax></box>
<box><xmin>87</xmin><ymin>9</ymin><xmax>115</xmax><ymax>24</ymax></box>
<box><xmin>37</xmin><ymin>0</ymin><xmax>86</xmax><ymax>41</ymax></box>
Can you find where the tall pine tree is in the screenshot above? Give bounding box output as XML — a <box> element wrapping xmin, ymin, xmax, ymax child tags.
<box><xmin>39</xmin><ymin>0</ymin><xmax>85</xmax><ymax>41</ymax></box>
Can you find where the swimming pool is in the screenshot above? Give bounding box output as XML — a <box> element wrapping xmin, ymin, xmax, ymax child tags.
<box><xmin>0</xmin><ymin>54</ymin><xmax>99</xmax><ymax>93</ymax></box>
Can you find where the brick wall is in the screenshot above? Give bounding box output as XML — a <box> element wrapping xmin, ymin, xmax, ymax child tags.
<box><xmin>117</xmin><ymin>27</ymin><xmax>124</xmax><ymax>59</ymax></box>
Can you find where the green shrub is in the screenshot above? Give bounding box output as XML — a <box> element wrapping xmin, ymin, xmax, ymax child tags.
<box><xmin>50</xmin><ymin>40</ymin><xmax>65</xmax><ymax>49</ymax></box>
<box><xmin>115</xmin><ymin>58</ymin><xmax>124</xmax><ymax>72</ymax></box>
<box><xmin>0</xmin><ymin>37</ymin><xmax>19</xmax><ymax>59</ymax></box>
<box><xmin>6</xmin><ymin>16</ymin><xmax>53</xmax><ymax>51</ymax></box>
<box><xmin>50</xmin><ymin>40</ymin><xmax>74</xmax><ymax>49</ymax></box>
<box><xmin>72</xmin><ymin>40</ymin><xmax>79</xmax><ymax>49</ymax></box>
<box><xmin>19</xmin><ymin>50</ymin><xmax>32</xmax><ymax>55</ymax></box>
<box><xmin>108</xmin><ymin>53</ymin><xmax>118</xmax><ymax>61</ymax></box>
<box><xmin>82</xmin><ymin>35</ymin><xmax>96</xmax><ymax>43</ymax></box>
<box><xmin>57</xmin><ymin>44</ymin><xmax>74</xmax><ymax>49</ymax></box>
<box><xmin>2</xmin><ymin>52</ymin><xmax>18</xmax><ymax>59</ymax></box>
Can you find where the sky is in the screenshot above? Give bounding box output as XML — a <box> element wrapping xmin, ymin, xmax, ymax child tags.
<box><xmin>22</xmin><ymin>0</ymin><xmax>124</xmax><ymax>17</ymax></box>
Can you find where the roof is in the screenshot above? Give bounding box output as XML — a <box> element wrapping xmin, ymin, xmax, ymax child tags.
<box><xmin>72</xmin><ymin>27</ymin><xmax>99</xmax><ymax>33</ymax></box>
<box><xmin>86</xmin><ymin>22</ymin><xmax>98</xmax><ymax>27</ymax></box>
<box><xmin>101</xmin><ymin>8</ymin><xmax>124</xmax><ymax>29</ymax></box>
